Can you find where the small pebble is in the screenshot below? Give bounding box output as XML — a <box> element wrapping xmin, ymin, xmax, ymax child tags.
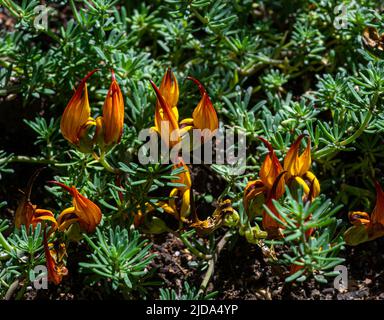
<box><xmin>322</xmin><ymin>288</ymin><xmax>335</xmax><ymax>294</ymax></box>
<box><xmin>311</xmin><ymin>289</ymin><xmax>320</xmax><ymax>298</ymax></box>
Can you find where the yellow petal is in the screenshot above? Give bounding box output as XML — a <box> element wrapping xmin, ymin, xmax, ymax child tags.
<box><xmin>179</xmin><ymin>118</ymin><xmax>194</xmax><ymax>127</ymax></box>
<box><xmin>180</xmin><ymin>189</ymin><xmax>190</xmax><ymax>219</ymax></box>
<box><xmin>303</xmin><ymin>171</ymin><xmax>320</xmax><ymax>199</ymax></box>
<box><xmin>348</xmin><ymin>211</ymin><xmax>371</xmax><ymax>226</ymax></box>
<box><xmin>33</xmin><ymin>209</ymin><xmax>58</xmax><ymax>229</ymax></box>
<box><xmin>57</xmin><ymin>207</ymin><xmax>78</xmax><ymax>231</ymax></box>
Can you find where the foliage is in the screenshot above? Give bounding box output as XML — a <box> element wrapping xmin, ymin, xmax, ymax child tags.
<box><xmin>79</xmin><ymin>226</ymin><xmax>156</xmax><ymax>297</ymax></box>
<box><xmin>159</xmin><ymin>281</ymin><xmax>217</xmax><ymax>300</ymax></box>
<box><xmin>1</xmin><ymin>0</ymin><xmax>384</xmax><ymax>300</ymax></box>
<box><xmin>265</xmin><ymin>189</ymin><xmax>345</xmax><ymax>283</ymax></box>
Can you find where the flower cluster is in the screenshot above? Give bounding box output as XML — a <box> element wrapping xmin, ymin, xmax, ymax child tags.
<box><xmin>137</xmin><ymin>69</ymin><xmax>232</xmax><ymax>234</ymax></box>
<box><xmin>15</xmin><ymin>176</ymin><xmax>101</xmax><ymax>284</ymax></box>
<box><xmin>244</xmin><ymin>135</ymin><xmax>320</xmax><ymax>237</ymax></box>
<box><xmin>60</xmin><ymin>69</ymin><xmax>124</xmax><ymax>154</ymax></box>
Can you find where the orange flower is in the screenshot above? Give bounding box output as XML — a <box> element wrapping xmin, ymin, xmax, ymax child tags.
<box><xmin>15</xmin><ymin>170</ymin><xmax>57</xmax><ymax>231</ymax></box>
<box><xmin>60</xmin><ymin>70</ymin><xmax>98</xmax><ymax>152</ymax></box>
<box><xmin>150</xmin><ymin>74</ymin><xmax>180</xmax><ymax>148</ymax></box>
<box><xmin>171</xmin><ymin>157</ymin><xmax>191</xmax><ymax>192</ymax></box>
<box><xmin>50</xmin><ymin>181</ymin><xmax>102</xmax><ymax>233</ymax></box>
<box><xmin>96</xmin><ymin>70</ymin><xmax>124</xmax><ymax>148</ymax></box>
<box><xmin>344</xmin><ymin>181</ymin><xmax>384</xmax><ymax>246</ymax></box>
<box><xmin>243</xmin><ymin>138</ymin><xmax>285</xmax><ymax>230</ymax></box>
<box><xmin>156</xmin><ymin>68</ymin><xmax>179</xmax><ymax>126</ymax></box>
<box><xmin>283</xmin><ymin>135</ymin><xmax>320</xmax><ymax>200</ymax></box>
<box><xmin>15</xmin><ymin>200</ymin><xmax>57</xmax><ymax>231</ymax></box>
<box><xmin>169</xmin><ymin>158</ymin><xmax>191</xmax><ymax>221</ymax></box>
<box><xmin>43</xmin><ymin>230</ymin><xmax>68</xmax><ymax>285</ymax></box>
<box><xmin>186</xmin><ymin>77</ymin><xmax>218</xmax><ymax>134</ymax></box>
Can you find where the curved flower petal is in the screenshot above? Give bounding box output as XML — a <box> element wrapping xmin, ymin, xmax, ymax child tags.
<box><xmin>283</xmin><ymin>135</ymin><xmax>311</xmax><ymax>178</ymax></box>
<box><xmin>61</xmin><ymin>70</ymin><xmax>98</xmax><ymax>147</ymax></box>
<box><xmin>303</xmin><ymin>171</ymin><xmax>320</xmax><ymax>199</ymax></box>
<box><xmin>43</xmin><ymin>230</ymin><xmax>68</xmax><ymax>285</ymax></box>
<box><xmin>371</xmin><ymin>181</ymin><xmax>384</xmax><ymax>225</ymax></box>
<box><xmin>188</xmin><ymin>77</ymin><xmax>219</xmax><ymax>133</ymax></box>
<box><xmin>150</xmin><ymin>79</ymin><xmax>180</xmax><ymax>147</ymax></box>
<box><xmin>348</xmin><ymin>211</ymin><xmax>371</xmax><ymax>226</ymax></box>
<box><xmin>258</xmin><ymin>137</ymin><xmax>284</xmax><ymax>191</ymax></box>
<box><xmin>15</xmin><ymin>201</ymin><xmax>57</xmax><ymax>231</ymax></box>
<box><xmin>344</xmin><ymin>225</ymin><xmax>369</xmax><ymax>246</ymax></box>
<box><xmin>158</xmin><ymin>68</ymin><xmax>179</xmax><ymax>120</ymax></box>
<box><xmin>50</xmin><ymin>181</ymin><xmax>102</xmax><ymax>233</ymax></box>
<box><xmin>57</xmin><ymin>207</ymin><xmax>79</xmax><ymax>231</ymax></box>
<box><xmin>243</xmin><ymin>179</ymin><xmax>266</xmax><ymax>214</ymax></box>
<box><xmin>101</xmin><ymin>70</ymin><xmax>124</xmax><ymax>147</ymax></box>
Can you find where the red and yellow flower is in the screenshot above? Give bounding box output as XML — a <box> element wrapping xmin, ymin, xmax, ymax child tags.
<box><xmin>60</xmin><ymin>69</ymin><xmax>98</xmax><ymax>153</ymax></box>
<box><xmin>150</xmin><ymin>69</ymin><xmax>182</xmax><ymax>148</ymax></box>
<box><xmin>15</xmin><ymin>172</ymin><xmax>57</xmax><ymax>231</ymax></box>
<box><xmin>95</xmin><ymin>70</ymin><xmax>125</xmax><ymax>149</ymax></box>
<box><xmin>15</xmin><ymin>199</ymin><xmax>57</xmax><ymax>231</ymax></box>
<box><xmin>50</xmin><ymin>181</ymin><xmax>102</xmax><ymax>233</ymax></box>
<box><xmin>243</xmin><ymin>137</ymin><xmax>285</xmax><ymax>231</ymax></box>
<box><xmin>169</xmin><ymin>158</ymin><xmax>191</xmax><ymax>222</ymax></box>
<box><xmin>149</xmin><ymin>70</ymin><xmax>218</xmax><ymax>149</ymax></box>
<box><xmin>181</xmin><ymin>77</ymin><xmax>219</xmax><ymax>136</ymax></box>
<box><xmin>283</xmin><ymin>135</ymin><xmax>320</xmax><ymax>200</ymax></box>
<box><xmin>61</xmin><ymin>69</ymin><xmax>124</xmax><ymax>153</ymax></box>
<box><xmin>344</xmin><ymin>181</ymin><xmax>384</xmax><ymax>246</ymax></box>
<box><xmin>244</xmin><ymin>135</ymin><xmax>320</xmax><ymax>234</ymax></box>
<box><xmin>43</xmin><ymin>230</ymin><xmax>68</xmax><ymax>285</ymax></box>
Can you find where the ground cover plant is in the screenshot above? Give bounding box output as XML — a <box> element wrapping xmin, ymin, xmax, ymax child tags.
<box><xmin>1</xmin><ymin>0</ymin><xmax>384</xmax><ymax>300</ymax></box>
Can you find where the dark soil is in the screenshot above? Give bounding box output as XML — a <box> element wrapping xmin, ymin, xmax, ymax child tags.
<box><xmin>17</xmin><ymin>231</ymin><xmax>383</xmax><ymax>300</ymax></box>
<box><xmin>148</xmin><ymin>233</ymin><xmax>384</xmax><ymax>300</ymax></box>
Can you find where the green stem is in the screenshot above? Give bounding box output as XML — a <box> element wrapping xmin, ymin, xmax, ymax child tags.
<box><xmin>339</xmin><ymin>110</ymin><xmax>373</xmax><ymax>146</ymax></box>
<box><xmin>94</xmin><ymin>151</ymin><xmax>119</xmax><ymax>174</ymax></box>
<box><xmin>181</xmin><ymin>234</ymin><xmax>211</xmax><ymax>260</ymax></box>
<box><xmin>198</xmin><ymin>230</ymin><xmax>233</xmax><ymax>296</ymax></box>
<box><xmin>0</xmin><ymin>231</ymin><xmax>12</xmax><ymax>253</ymax></box>
<box><xmin>8</xmin><ymin>156</ymin><xmax>57</xmax><ymax>165</ymax></box>
<box><xmin>314</xmin><ymin>110</ymin><xmax>373</xmax><ymax>159</ymax></box>
<box><xmin>190</xmin><ymin>7</ymin><xmax>208</xmax><ymax>25</ymax></box>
